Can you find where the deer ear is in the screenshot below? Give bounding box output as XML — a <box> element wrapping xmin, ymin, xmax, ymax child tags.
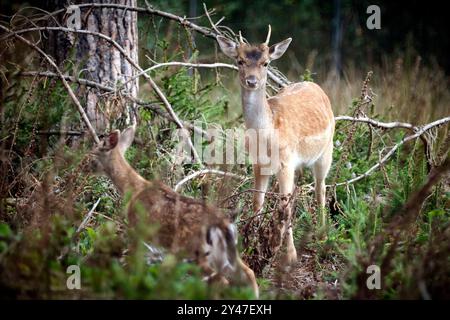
<box><xmin>227</xmin><ymin>223</ymin><xmax>238</xmax><ymax>245</ymax></box>
<box><xmin>217</xmin><ymin>36</ymin><xmax>238</xmax><ymax>59</ymax></box>
<box><xmin>118</xmin><ymin>125</ymin><xmax>135</xmax><ymax>155</ymax></box>
<box><xmin>269</xmin><ymin>38</ymin><xmax>292</xmax><ymax>60</ymax></box>
<box><xmin>103</xmin><ymin>130</ymin><xmax>120</xmax><ymax>150</ymax></box>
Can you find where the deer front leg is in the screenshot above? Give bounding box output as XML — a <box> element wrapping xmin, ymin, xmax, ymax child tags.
<box><xmin>313</xmin><ymin>141</ymin><xmax>333</xmax><ymax>226</ymax></box>
<box><xmin>253</xmin><ymin>164</ymin><xmax>270</xmax><ymax>214</ymax></box>
<box><xmin>276</xmin><ymin>165</ymin><xmax>297</xmax><ymax>265</ymax></box>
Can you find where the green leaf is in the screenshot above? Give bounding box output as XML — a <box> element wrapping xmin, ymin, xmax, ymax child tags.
<box><xmin>0</xmin><ymin>241</ymin><xmax>8</xmax><ymax>253</ymax></box>
<box><xmin>0</xmin><ymin>223</ymin><xmax>12</xmax><ymax>238</ymax></box>
<box><xmin>86</xmin><ymin>227</ymin><xmax>97</xmax><ymax>241</ymax></box>
<box><xmin>427</xmin><ymin>209</ymin><xmax>445</xmax><ymax>219</ymax></box>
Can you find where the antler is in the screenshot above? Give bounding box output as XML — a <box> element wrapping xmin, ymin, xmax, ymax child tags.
<box><xmin>238</xmin><ymin>30</ymin><xmax>244</xmax><ymax>44</ymax></box>
<box><xmin>264</xmin><ymin>24</ymin><xmax>271</xmax><ymax>45</ymax></box>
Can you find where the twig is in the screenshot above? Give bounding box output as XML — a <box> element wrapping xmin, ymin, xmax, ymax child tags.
<box><xmin>0</xmin><ymin>24</ymin><xmax>100</xmax><ymax>144</ymax></box>
<box><xmin>203</xmin><ymin>3</ymin><xmax>221</xmax><ymax>35</ymax></box>
<box><xmin>76</xmin><ymin>198</ymin><xmax>101</xmax><ymax>233</ymax></box>
<box><xmin>121</xmin><ymin>60</ymin><xmax>238</xmax><ymax>90</ymax></box>
<box><xmin>334</xmin><ymin>115</ymin><xmax>417</xmax><ymax>131</ymax></box>
<box><xmin>174</xmin><ymin>169</ymin><xmax>243</xmax><ymax>192</ymax></box>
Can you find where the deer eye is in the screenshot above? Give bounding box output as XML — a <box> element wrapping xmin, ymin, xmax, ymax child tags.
<box><xmin>263</xmin><ymin>62</ymin><xmax>269</xmax><ymax>67</ymax></box>
<box><xmin>238</xmin><ymin>60</ymin><xmax>245</xmax><ymax>66</ymax></box>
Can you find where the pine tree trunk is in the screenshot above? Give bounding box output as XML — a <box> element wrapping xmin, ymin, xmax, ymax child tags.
<box><xmin>45</xmin><ymin>0</ymin><xmax>139</xmax><ymax>133</ymax></box>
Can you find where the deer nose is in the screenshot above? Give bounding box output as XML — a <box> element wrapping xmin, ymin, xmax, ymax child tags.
<box><xmin>245</xmin><ymin>76</ymin><xmax>258</xmax><ymax>88</ymax></box>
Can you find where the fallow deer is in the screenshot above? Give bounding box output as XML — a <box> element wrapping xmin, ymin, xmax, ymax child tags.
<box><xmin>89</xmin><ymin>125</ymin><xmax>259</xmax><ymax>297</ymax></box>
<box><xmin>217</xmin><ymin>27</ymin><xmax>335</xmax><ymax>265</ymax></box>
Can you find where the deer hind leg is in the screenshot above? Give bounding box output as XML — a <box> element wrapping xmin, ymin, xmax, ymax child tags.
<box><xmin>276</xmin><ymin>164</ymin><xmax>297</xmax><ymax>265</ymax></box>
<box><xmin>312</xmin><ymin>141</ymin><xmax>333</xmax><ymax>226</ymax></box>
<box><xmin>253</xmin><ymin>164</ymin><xmax>270</xmax><ymax>213</ymax></box>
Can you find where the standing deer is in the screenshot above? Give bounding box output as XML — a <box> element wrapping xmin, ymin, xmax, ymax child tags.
<box><xmin>217</xmin><ymin>27</ymin><xmax>335</xmax><ymax>265</ymax></box>
<box><xmin>89</xmin><ymin>125</ymin><xmax>259</xmax><ymax>297</ymax></box>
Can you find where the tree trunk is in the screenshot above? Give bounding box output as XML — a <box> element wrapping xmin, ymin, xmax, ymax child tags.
<box><xmin>45</xmin><ymin>0</ymin><xmax>139</xmax><ymax>133</ymax></box>
<box><xmin>331</xmin><ymin>0</ymin><xmax>342</xmax><ymax>77</ymax></box>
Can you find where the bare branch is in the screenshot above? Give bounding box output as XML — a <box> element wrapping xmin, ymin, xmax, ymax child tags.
<box><xmin>145</xmin><ymin>61</ymin><xmax>238</xmax><ymax>71</ymax></box>
<box><xmin>334</xmin><ymin>116</ymin><xmax>450</xmax><ymax>186</ymax></box>
<box><xmin>121</xmin><ymin>60</ymin><xmax>238</xmax><ymax>91</ymax></box>
<box><xmin>334</xmin><ymin>115</ymin><xmax>417</xmax><ymax>131</ymax></box>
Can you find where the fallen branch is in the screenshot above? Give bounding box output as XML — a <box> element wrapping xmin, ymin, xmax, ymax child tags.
<box><xmin>335</xmin><ymin>115</ymin><xmax>433</xmax><ymax>168</ymax></box>
<box><xmin>335</xmin><ymin>116</ymin><xmax>450</xmax><ymax>186</ymax></box>
<box><xmin>334</xmin><ymin>115</ymin><xmax>417</xmax><ymax>131</ymax></box>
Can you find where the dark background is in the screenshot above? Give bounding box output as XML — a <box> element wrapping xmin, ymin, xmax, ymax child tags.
<box><xmin>2</xmin><ymin>0</ymin><xmax>450</xmax><ymax>74</ymax></box>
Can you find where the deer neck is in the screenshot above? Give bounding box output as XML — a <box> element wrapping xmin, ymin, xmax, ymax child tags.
<box><xmin>241</xmin><ymin>86</ymin><xmax>272</xmax><ymax>130</ymax></box>
<box><xmin>103</xmin><ymin>150</ymin><xmax>150</xmax><ymax>195</ymax></box>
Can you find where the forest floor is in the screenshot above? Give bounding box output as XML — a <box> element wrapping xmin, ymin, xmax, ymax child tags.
<box><xmin>265</xmin><ymin>248</ymin><xmax>343</xmax><ymax>299</ymax></box>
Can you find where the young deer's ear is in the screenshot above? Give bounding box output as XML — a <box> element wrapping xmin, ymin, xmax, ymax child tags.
<box><xmin>118</xmin><ymin>125</ymin><xmax>136</xmax><ymax>155</ymax></box>
<box><xmin>103</xmin><ymin>130</ymin><xmax>120</xmax><ymax>151</ymax></box>
<box><xmin>269</xmin><ymin>38</ymin><xmax>292</xmax><ymax>60</ymax></box>
<box><xmin>217</xmin><ymin>36</ymin><xmax>238</xmax><ymax>59</ymax></box>
<box><xmin>227</xmin><ymin>223</ymin><xmax>238</xmax><ymax>246</ymax></box>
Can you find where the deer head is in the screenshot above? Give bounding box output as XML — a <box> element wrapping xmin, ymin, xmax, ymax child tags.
<box><xmin>88</xmin><ymin>125</ymin><xmax>149</xmax><ymax>195</ymax></box>
<box><xmin>90</xmin><ymin>125</ymin><xmax>136</xmax><ymax>175</ymax></box>
<box><xmin>217</xmin><ymin>25</ymin><xmax>292</xmax><ymax>90</ymax></box>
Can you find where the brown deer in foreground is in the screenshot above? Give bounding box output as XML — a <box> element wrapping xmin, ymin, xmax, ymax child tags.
<box><xmin>89</xmin><ymin>125</ymin><xmax>259</xmax><ymax>297</ymax></box>
<box><xmin>217</xmin><ymin>27</ymin><xmax>335</xmax><ymax>265</ymax></box>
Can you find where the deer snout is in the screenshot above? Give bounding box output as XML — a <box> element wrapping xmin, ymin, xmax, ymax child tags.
<box><xmin>245</xmin><ymin>76</ymin><xmax>258</xmax><ymax>88</ymax></box>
